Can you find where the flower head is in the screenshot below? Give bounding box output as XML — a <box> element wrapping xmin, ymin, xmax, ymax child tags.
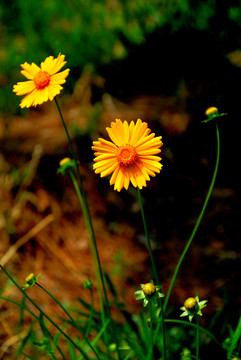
<box><xmin>92</xmin><ymin>119</ymin><xmax>163</xmax><ymax>191</ymax></box>
<box><xmin>180</xmin><ymin>295</ymin><xmax>207</xmax><ymax>322</ymax></box>
<box><xmin>22</xmin><ymin>273</ymin><xmax>41</xmax><ymax>290</ymax></box>
<box><xmin>13</xmin><ymin>53</ymin><xmax>70</xmax><ymax>108</ymax></box>
<box><xmin>135</xmin><ymin>280</ymin><xmax>164</xmax><ymax>307</ymax></box>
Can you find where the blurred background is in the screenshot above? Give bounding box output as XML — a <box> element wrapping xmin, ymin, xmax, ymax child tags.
<box><xmin>0</xmin><ymin>0</ymin><xmax>241</xmax><ymax>356</ymax></box>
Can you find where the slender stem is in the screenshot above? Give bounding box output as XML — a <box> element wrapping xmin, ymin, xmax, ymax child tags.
<box><xmin>196</xmin><ymin>315</ymin><xmax>200</xmax><ymax>360</ymax></box>
<box><xmin>163</xmin><ymin>122</ymin><xmax>220</xmax><ymax>313</ymax></box>
<box><xmin>35</xmin><ymin>282</ymin><xmax>101</xmax><ymax>360</ymax></box>
<box><xmin>137</xmin><ymin>188</ymin><xmax>166</xmax><ymax>360</ymax></box>
<box><xmin>137</xmin><ymin>188</ymin><xmax>158</xmax><ymax>284</ymax></box>
<box><xmin>148</xmin><ymin>302</ymin><xmax>154</xmax><ymax>360</ymax></box>
<box><xmin>55</xmin><ymin>98</ymin><xmax>121</xmax><ymax>358</ymax></box>
<box><xmin>0</xmin><ymin>265</ymin><xmax>91</xmax><ymax>360</ymax></box>
<box><xmin>69</xmin><ymin>170</ymin><xmax>108</xmax><ymax>345</ymax></box>
<box><xmin>69</xmin><ymin>169</ymin><xmax>121</xmax><ymax>359</ymax></box>
<box><xmin>85</xmin><ymin>288</ymin><xmax>94</xmax><ymax>337</ymax></box>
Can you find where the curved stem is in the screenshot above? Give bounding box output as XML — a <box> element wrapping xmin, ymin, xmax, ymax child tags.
<box><xmin>163</xmin><ymin>122</ymin><xmax>220</xmax><ymax>313</ymax></box>
<box><xmin>164</xmin><ymin>318</ymin><xmax>220</xmax><ymax>345</ymax></box>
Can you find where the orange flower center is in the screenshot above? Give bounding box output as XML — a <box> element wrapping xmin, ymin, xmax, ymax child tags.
<box><xmin>116</xmin><ymin>144</ymin><xmax>137</xmax><ymax>166</ymax></box>
<box><xmin>34</xmin><ymin>71</ymin><xmax>51</xmax><ymax>90</ymax></box>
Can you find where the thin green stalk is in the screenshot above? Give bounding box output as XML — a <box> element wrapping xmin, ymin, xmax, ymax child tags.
<box><xmin>163</xmin><ymin>122</ymin><xmax>220</xmax><ymax>313</ymax></box>
<box><xmin>137</xmin><ymin>188</ymin><xmax>158</xmax><ymax>284</ymax></box>
<box><xmin>55</xmin><ymin>98</ymin><xmax>121</xmax><ymax>358</ymax></box>
<box><xmin>148</xmin><ymin>302</ymin><xmax>154</xmax><ymax>360</ymax></box>
<box><xmin>68</xmin><ymin>170</ymin><xmax>108</xmax><ymax>345</ymax></box>
<box><xmin>0</xmin><ymin>265</ymin><xmax>91</xmax><ymax>360</ymax></box>
<box><xmin>137</xmin><ymin>188</ymin><xmax>166</xmax><ymax>360</ymax></box>
<box><xmin>69</xmin><ymin>169</ymin><xmax>121</xmax><ymax>359</ymax></box>
<box><xmin>85</xmin><ymin>288</ymin><xmax>94</xmax><ymax>337</ymax></box>
<box><xmin>0</xmin><ymin>295</ymin><xmax>38</xmax><ymax>320</ymax></box>
<box><xmin>35</xmin><ymin>282</ymin><xmax>101</xmax><ymax>360</ymax></box>
<box><xmin>196</xmin><ymin>315</ymin><xmax>200</xmax><ymax>360</ymax></box>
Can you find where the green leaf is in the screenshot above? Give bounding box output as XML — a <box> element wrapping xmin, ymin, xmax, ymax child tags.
<box><xmin>68</xmin><ymin>341</ymin><xmax>76</xmax><ymax>360</ymax></box>
<box><xmin>228</xmin><ymin>316</ymin><xmax>241</xmax><ymax>357</ymax></box>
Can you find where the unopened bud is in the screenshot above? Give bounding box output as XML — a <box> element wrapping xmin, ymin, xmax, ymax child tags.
<box><xmin>142</xmin><ymin>283</ymin><xmax>156</xmax><ymax>296</ymax></box>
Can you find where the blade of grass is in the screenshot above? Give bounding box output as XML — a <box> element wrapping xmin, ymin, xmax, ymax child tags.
<box><xmin>36</xmin><ymin>282</ymin><xmax>101</xmax><ymax>360</ymax></box>
<box><xmin>0</xmin><ymin>265</ymin><xmax>92</xmax><ymax>360</ymax></box>
<box><xmin>228</xmin><ymin>316</ymin><xmax>241</xmax><ymax>358</ymax></box>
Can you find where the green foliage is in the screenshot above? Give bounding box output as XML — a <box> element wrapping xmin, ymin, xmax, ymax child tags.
<box><xmin>1</xmin><ymin>0</ymin><xmax>241</xmax><ymax>113</ymax></box>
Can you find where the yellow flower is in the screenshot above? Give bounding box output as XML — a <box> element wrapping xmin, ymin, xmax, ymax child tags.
<box><xmin>92</xmin><ymin>119</ymin><xmax>163</xmax><ymax>192</ymax></box>
<box><xmin>13</xmin><ymin>53</ymin><xmax>70</xmax><ymax>108</ymax></box>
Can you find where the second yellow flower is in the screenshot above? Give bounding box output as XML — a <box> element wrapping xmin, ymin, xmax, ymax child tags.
<box><xmin>92</xmin><ymin>119</ymin><xmax>163</xmax><ymax>191</ymax></box>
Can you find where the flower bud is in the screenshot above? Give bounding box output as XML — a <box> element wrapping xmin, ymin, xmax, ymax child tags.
<box><xmin>83</xmin><ymin>280</ymin><xmax>93</xmax><ymax>289</ymax></box>
<box><xmin>25</xmin><ymin>273</ymin><xmax>35</xmax><ymax>283</ymax></box>
<box><xmin>205</xmin><ymin>107</ymin><xmax>218</xmax><ymax>116</ymax></box>
<box><xmin>59</xmin><ymin>157</ymin><xmax>71</xmax><ymax>167</ymax></box>
<box><xmin>142</xmin><ymin>282</ymin><xmax>156</xmax><ymax>296</ymax></box>
<box><xmin>22</xmin><ymin>273</ymin><xmax>41</xmax><ymax>290</ymax></box>
<box><xmin>184</xmin><ymin>297</ymin><xmax>198</xmax><ymax>311</ymax></box>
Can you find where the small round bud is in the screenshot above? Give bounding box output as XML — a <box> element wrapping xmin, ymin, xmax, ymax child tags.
<box><xmin>205</xmin><ymin>107</ymin><xmax>218</xmax><ymax>116</ymax></box>
<box><xmin>83</xmin><ymin>280</ymin><xmax>93</xmax><ymax>289</ymax></box>
<box><xmin>184</xmin><ymin>297</ymin><xmax>198</xmax><ymax>311</ymax></box>
<box><xmin>142</xmin><ymin>283</ymin><xmax>156</xmax><ymax>296</ymax></box>
<box><xmin>25</xmin><ymin>273</ymin><xmax>35</xmax><ymax>283</ymax></box>
<box><xmin>108</xmin><ymin>343</ymin><xmax>117</xmax><ymax>352</ymax></box>
<box><xmin>59</xmin><ymin>157</ymin><xmax>71</xmax><ymax>167</ymax></box>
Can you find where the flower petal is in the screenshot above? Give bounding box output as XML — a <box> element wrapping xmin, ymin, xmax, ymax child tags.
<box><xmin>13</xmin><ymin>81</ymin><xmax>35</xmax><ymax>95</ymax></box>
<box><xmin>20</xmin><ymin>62</ymin><xmax>41</xmax><ymax>79</ymax></box>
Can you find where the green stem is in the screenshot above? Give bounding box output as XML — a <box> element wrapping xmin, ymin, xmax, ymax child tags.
<box><xmin>85</xmin><ymin>288</ymin><xmax>94</xmax><ymax>337</ymax></box>
<box><xmin>55</xmin><ymin>98</ymin><xmax>121</xmax><ymax>359</ymax></box>
<box><xmin>0</xmin><ymin>265</ymin><xmax>91</xmax><ymax>360</ymax></box>
<box><xmin>137</xmin><ymin>188</ymin><xmax>166</xmax><ymax>360</ymax></box>
<box><xmin>163</xmin><ymin>122</ymin><xmax>220</xmax><ymax>313</ymax></box>
<box><xmin>148</xmin><ymin>302</ymin><xmax>154</xmax><ymax>360</ymax></box>
<box><xmin>35</xmin><ymin>282</ymin><xmax>100</xmax><ymax>360</ymax></box>
<box><xmin>137</xmin><ymin>188</ymin><xmax>158</xmax><ymax>284</ymax></box>
<box><xmin>68</xmin><ymin>170</ymin><xmax>108</xmax><ymax>346</ymax></box>
<box><xmin>69</xmin><ymin>169</ymin><xmax>121</xmax><ymax>359</ymax></box>
<box><xmin>196</xmin><ymin>315</ymin><xmax>200</xmax><ymax>360</ymax></box>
